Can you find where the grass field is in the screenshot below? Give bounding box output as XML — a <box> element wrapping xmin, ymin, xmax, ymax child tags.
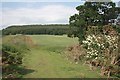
<box><xmin>22</xmin><ymin>35</ymin><xmax>102</xmax><ymax>78</ymax></box>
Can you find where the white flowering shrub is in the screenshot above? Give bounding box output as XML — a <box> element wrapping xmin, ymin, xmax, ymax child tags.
<box><xmin>82</xmin><ymin>35</ymin><xmax>103</xmax><ymax>60</ymax></box>
<box><xmin>81</xmin><ymin>25</ymin><xmax>120</xmax><ymax>77</ymax></box>
<box><xmin>82</xmin><ymin>34</ymin><xmax>119</xmax><ymax>61</ymax></box>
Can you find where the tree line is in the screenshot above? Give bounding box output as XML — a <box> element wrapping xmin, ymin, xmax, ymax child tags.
<box><xmin>2</xmin><ymin>24</ymin><xmax>69</xmax><ymax>35</ymax></box>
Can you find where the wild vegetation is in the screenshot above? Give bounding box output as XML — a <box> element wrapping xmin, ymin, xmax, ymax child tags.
<box><xmin>68</xmin><ymin>1</ymin><xmax>120</xmax><ymax>78</ymax></box>
<box><xmin>2</xmin><ymin>35</ymin><xmax>34</xmax><ymax>78</ymax></box>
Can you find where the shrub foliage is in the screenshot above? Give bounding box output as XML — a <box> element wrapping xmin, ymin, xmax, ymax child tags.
<box><xmin>2</xmin><ymin>35</ymin><xmax>34</xmax><ymax>78</ymax></box>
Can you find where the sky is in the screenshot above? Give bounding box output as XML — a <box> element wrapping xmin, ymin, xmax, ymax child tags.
<box><xmin>0</xmin><ymin>0</ymin><xmax>120</xmax><ymax>30</ymax></box>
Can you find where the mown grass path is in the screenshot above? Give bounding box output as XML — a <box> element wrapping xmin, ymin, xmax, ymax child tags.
<box><xmin>23</xmin><ymin>35</ymin><xmax>101</xmax><ymax>78</ymax></box>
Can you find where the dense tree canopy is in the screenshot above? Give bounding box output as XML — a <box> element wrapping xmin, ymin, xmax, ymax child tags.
<box><xmin>69</xmin><ymin>1</ymin><xmax>120</xmax><ymax>43</ymax></box>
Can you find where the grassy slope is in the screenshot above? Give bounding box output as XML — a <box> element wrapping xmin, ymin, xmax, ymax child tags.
<box><xmin>23</xmin><ymin>35</ymin><xmax>102</xmax><ymax>78</ymax></box>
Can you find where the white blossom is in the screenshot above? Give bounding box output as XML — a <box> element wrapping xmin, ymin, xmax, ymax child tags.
<box><xmin>83</xmin><ymin>34</ymin><xmax>118</xmax><ymax>59</ymax></box>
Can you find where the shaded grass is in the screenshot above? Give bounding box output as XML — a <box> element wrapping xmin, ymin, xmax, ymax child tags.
<box><xmin>23</xmin><ymin>35</ymin><xmax>102</xmax><ymax>78</ymax></box>
<box><xmin>2</xmin><ymin>65</ymin><xmax>35</xmax><ymax>78</ymax></box>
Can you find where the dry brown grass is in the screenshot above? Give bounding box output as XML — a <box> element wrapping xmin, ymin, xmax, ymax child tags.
<box><xmin>65</xmin><ymin>44</ymin><xmax>86</xmax><ymax>63</ymax></box>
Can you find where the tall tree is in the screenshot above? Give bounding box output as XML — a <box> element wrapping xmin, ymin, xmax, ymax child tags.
<box><xmin>69</xmin><ymin>1</ymin><xmax>119</xmax><ymax>43</ymax></box>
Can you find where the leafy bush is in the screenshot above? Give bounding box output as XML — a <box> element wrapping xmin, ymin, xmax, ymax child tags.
<box><xmin>2</xmin><ymin>35</ymin><xmax>34</xmax><ymax>78</ymax></box>
<box><xmin>2</xmin><ymin>44</ymin><xmax>23</xmax><ymax>65</ymax></box>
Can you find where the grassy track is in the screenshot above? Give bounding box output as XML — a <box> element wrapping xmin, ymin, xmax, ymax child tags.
<box><xmin>23</xmin><ymin>35</ymin><xmax>102</xmax><ymax>78</ymax></box>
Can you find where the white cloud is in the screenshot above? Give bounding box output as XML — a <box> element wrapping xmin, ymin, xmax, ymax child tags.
<box><xmin>1</xmin><ymin>5</ymin><xmax>77</xmax><ymax>29</ymax></box>
<box><xmin>1</xmin><ymin>0</ymin><xmax>84</xmax><ymax>2</ymax></box>
<box><xmin>113</xmin><ymin>0</ymin><xmax>120</xmax><ymax>2</ymax></box>
<box><xmin>2</xmin><ymin>0</ymin><xmax>118</xmax><ymax>2</ymax></box>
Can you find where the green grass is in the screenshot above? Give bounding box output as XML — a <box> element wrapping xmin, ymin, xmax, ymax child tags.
<box><xmin>22</xmin><ymin>35</ymin><xmax>102</xmax><ymax>78</ymax></box>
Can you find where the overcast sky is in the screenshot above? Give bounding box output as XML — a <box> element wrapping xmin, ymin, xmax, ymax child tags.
<box><xmin>0</xmin><ymin>0</ymin><xmax>120</xmax><ymax>30</ymax></box>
